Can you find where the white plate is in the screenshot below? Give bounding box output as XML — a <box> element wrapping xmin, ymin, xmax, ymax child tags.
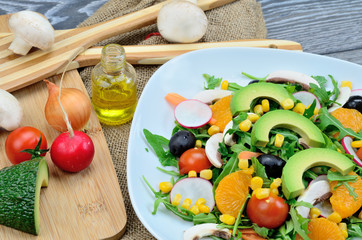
<box><xmin>127</xmin><ymin>47</ymin><xmax>362</xmax><ymax>240</ymax></box>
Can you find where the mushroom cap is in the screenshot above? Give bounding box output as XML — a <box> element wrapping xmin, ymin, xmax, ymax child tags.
<box><xmin>8</xmin><ymin>10</ymin><xmax>54</xmax><ymax>50</ymax></box>
<box><xmin>157</xmin><ymin>1</ymin><xmax>208</xmax><ymax>43</ymax></box>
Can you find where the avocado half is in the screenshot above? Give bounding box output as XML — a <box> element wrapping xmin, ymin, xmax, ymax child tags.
<box><xmin>282</xmin><ymin>148</ymin><xmax>354</xmax><ymax>199</ymax></box>
<box><xmin>251</xmin><ymin>110</ymin><xmax>325</xmax><ymax>148</ymax></box>
<box><xmin>230</xmin><ymin>82</ymin><xmax>296</xmax><ymax>115</ymax></box>
<box><xmin>0</xmin><ymin>158</ymin><xmax>49</xmax><ymax>235</ymax></box>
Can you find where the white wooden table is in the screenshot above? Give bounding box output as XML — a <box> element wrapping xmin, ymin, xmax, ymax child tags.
<box><xmin>1</xmin><ymin>0</ymin><xmax>361</xmax><ymax>65</ymax></box>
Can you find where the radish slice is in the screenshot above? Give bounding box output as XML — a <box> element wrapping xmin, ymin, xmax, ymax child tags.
<box><xmin>328</xmin><ymin>87</ymin><xmax>351</xmax><ymax>113</ymax></box>
<box><xmin>174</xmin><ymin>99</ymin><xmax>212</xmax><ymax>129</ymax></box>
<box><xmin>351</xmin><ymin>89</ymin><xmax>362</xmax><ymax>97</ymax></box>
<box><xmin>170</xmin><ymin>177</ymin><xmax>215</xmax><ymax>210</ymax></box>
<box><xmin>192</xmin><ymin>89</ymin><xmax>232</xmax><ymax>105</ymax></box>
<box><xmin>341</xmin><ymin>136</ymin><xmax>362</xmax><ymax>167</ymax></box>
<box><xmin>205</xmin><ymin>133</ymin><xmax>223</xmax><ymax>168</ymax></box>
<box><xmin>293</xmin><ymin>91</ymin><xmax>321</xmax><ymax>109</ymax></box>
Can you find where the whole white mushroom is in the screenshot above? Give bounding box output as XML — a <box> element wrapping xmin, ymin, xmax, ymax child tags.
<box><xmin>157</xmin><ymin>0</ymin><xmax>208</xmax><ymax>43</ymax></box>
<box><xmin>0</xmin><ymin>89</ymin><xmax>23</xmax><ymax>131</ymax></box>
<box><xmin>8</xmin><ymin>10</ymin><xmax>55</xmax><ymax>55</ymax></box>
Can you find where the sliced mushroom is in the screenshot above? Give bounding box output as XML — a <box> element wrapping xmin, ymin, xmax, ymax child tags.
<box><xmin>192</xmin><ymin>90</ymin><xmax>232</xmax><ymax>105</ymax></box>
<box><xmin>298</xmin><ymin>138</ymin><xmax>311</xmax><ymax>149</ymax></box>
<box><xmin>266</xmin><ymin>70</ymin><xmax>319</xmax><ymax>90</ymax></box>
<box><xmin>0</xmin><ymin>89</ymin><xmax>23</xmax><ymax>131</ymax></box>
<box><xmin>296</xmin><ymin>177</ymin><xmax>331</xmax><ymax>218</ymax></box>
<box><xmin>8</xmin><ymin>10</ymin><xmax>54</xmax><ymax>55</ymax></box>
<box><xmin>205</xmin><ymin>133</ymin><xmax>223</xmax><ymax>168</ymax></box>
<box><xmin>328</xmin><ymin>87</ymin><xmax>352</xmax><ymax>113</ymax></box>
<box><xmin>184</xmin><ymin>223</ymin><xmax>231</xmax><ymax>240</ymax></box>
<box><xmin>223</xmin><ymin>120</ymin><xmax>236</xmax><ymax>146</ymax></box>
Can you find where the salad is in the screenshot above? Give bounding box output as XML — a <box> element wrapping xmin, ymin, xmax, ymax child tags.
<box><xmin>142</xmin><ymin>70</ymin><xmax>362</xmax><ymax>240</ymax></box>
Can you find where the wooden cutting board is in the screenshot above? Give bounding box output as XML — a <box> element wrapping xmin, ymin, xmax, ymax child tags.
<box><xmin>0</xmin><ymin>16</ymin><xmax>126</xmax><ymax>240</ymax></box>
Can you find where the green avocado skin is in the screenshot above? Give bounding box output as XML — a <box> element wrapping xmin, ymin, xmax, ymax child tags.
<box><xmin>0</xmin><ymin>158</ymin><xmax>43</xmax><ymax>235</ymax></box>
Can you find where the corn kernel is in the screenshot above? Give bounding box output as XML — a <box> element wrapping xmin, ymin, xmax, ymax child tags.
<box><xmin>255</xmin><ymin>188</ymin><xmax>270</xmax><ymax>199</ymax></box>
<box><xmin>309</xmin><ymin>207</ymin><xmax>321</xmax><ymax>219</ymax></box>
<box><xmin>270</xmin><ymin>178</ymin><xmax>282</xmax><ymax>189</ymax></box>
<box><xmin>339</xmin><ymin>222</ymin><xmax>348</xmax><ymax>238</ymax></box>
<box><xmin>200</xmin><ymin>169</ymin><xmax>213</xmax><ymax>180</ymax></box>
<box><xmin>341</xmin><ymin>81</ymin><xmax>352</xmax><ymax>90</ymax></box>
<box><xmin>351</xmin><ymin>140</ymin><xmax>362</xmax><ymax>148</ymax></box>
<box><xmin>195</xmin><ymin>139</ymin><xmax>202</xmax><ymax>148</ymax></box>
<box><xmin>189</xmin><ymin>205</ymin><xmax>199</xmax><ymax>215</ymax></box>
<box><xmin>220</xmin><ymin>214</ymin><xmax>236</xmax><ymax>225</ymax></box>
<box><xmin>221</xmin><ymin>80</ymin><xmax>229</xmax><ymax>90</ymax></box>
<box><xmin>337</xmin><ymin>148</ymin><xmax>343</xmax><ymax>153</ymax></box>
<box><xmin>271</xmin><ymin>187</ymin><xmax>279</xmax><ymax>195</ymax></box>
<box><xmin>242</xmin><ymin>166</ymin><xmax>255</xmax><ymax>175</ymax></box>
<box><xmin>328</xmin><ymin>212</ymin><xmax>342</xmax><ymax>223</ymax></box>
<box><xmin>274</xmin><ymin>134</ymin><xmax>285</xmax><ymax>148</ymax></box>
<box><xmin>181</xmin><ymin>198</ymin><xmax>191</xmax><ymax>209</ymax></box>
<box><xmin>198</xmin><ymin>204</ymin><xmax>210</xmax><ymax>213</ymax></box>
<box><xmin>159</xmin><ymin>181</ymin><xmax>173</xmax><ymax>193</ymax></box>
<box><xmin>250</xmin><ymin>176</ymin><xmax>263</xmax><ymax>190</ymax></box>
<box><xmin>254</xmin><ymin>104</ymin><xmax>263</xmax><ymax>115</ymax></box>
<box><xmin>239</xmin><ymin>119</ymin><xmax>252</xmax><ymax>132</ymax></box>
<box><xmin>196</xmin><ymin>198</ymin><xmax>206</xmax><ymax>206</ymax></box>
<box><xmin>172</xmin><ymin>193</ymin><xmax>182</xmax><ymax>206</ymax></box>
<box><xmin>281</xmin><ymin>98</ymin><xmax>294</xmax><ymax>110</ymax></box>
<box><xmin>238</xmin><ymin>159</ymin><xmax>249</xmax><ymax>170</ymax></box>
<box><xmin>188</xmin><ymin>170</ymin><xmax>197</xmax><ymax>178</ymax></box>
<box><xmin>208</xmin><ymin>125</ymin><xmax>220</xmax><ymax>136</ymax></box>
<box><xmin>261</xmin><ymin>99</ymin><xmax>270</xmax><ymax>112</ymax></box>
<box><xmin>247</xmin><ymin>113</ymin><xmax>260</xmax><ymax>123</ymax></box>
<box><xmin>293</xmin><ymin>103</ymin><xmax>306</xmax><ymax>115</ymax></box>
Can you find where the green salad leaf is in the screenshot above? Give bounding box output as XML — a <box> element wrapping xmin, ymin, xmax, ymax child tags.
<box><xmin>203</xmin><ymin>74</ymin><xmax>223</xmax><ymax>89</ymax></box>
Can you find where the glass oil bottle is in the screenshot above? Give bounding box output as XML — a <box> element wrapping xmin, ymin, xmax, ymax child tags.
<box><xmin>91</xmin><ymin>44</ymin><xmax>137</xmax><ymax>125</ymax></box>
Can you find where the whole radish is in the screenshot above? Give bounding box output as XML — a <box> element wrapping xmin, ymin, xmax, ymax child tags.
<box><xmin>50</xmin><ymin>130</ymin><xmax>94</xmax><ymax>172</ymax></box>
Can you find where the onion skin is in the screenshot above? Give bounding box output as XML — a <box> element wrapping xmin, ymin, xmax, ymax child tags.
<box><xmin>44</xmin><ymin>80</ymin><xmax>91</xmax><ymax>132</ymax></box>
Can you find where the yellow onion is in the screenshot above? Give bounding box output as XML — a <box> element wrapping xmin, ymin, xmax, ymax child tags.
<box><xmin>44</xmin><ymin>80</ymin><xmax>91</xmax><ymax>132</ymax></box>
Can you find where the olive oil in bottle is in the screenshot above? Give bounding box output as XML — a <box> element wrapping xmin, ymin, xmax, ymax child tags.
<box><xmin>91</xmin><ymin>44</ymin><xmax>137</xmax><ymax>125</ymax></box>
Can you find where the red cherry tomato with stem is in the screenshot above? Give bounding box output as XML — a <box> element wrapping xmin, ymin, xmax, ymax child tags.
<box><xmin>5</xmin><ymin>126</ymin><xmax>48</xmax><ymax>165</ymax></box>
<box><xmin>246</xmin><ymin>193</ymin><xmax>289</xmax><ymax>229</ymax></box>
<box><xmin>50</xmin><ymin>130</ymin><xmax>94</xmax><ymax>172</ymax></box>
<box><xmin>178</xmin><ymin>148</ymin><xmax>212</xmax><ymax>175</ymax></box>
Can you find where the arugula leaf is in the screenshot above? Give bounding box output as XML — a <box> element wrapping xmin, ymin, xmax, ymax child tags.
<box><xmin>213</xmin><ymin>153</ymin><xmax>239</xmax><ymax>193</ymax></box>
<box><xmin>289</xmin><ymin>205</ymin><xmax>311</xmax><ymax>240</ymax></box>
<box><xmin>312</xmin><ymin>75</ymin><xmax>328</xmax><ymax>86</ymax></box>
<box><xmin>228</xmin><ymin>82</ymin><xmax>244</xmax><ymax>91</ymax></box>
<box><xmin>309</xmin><ymin>75</ymin><xmax>339</xmax><ymax>107</ymax></box>
<box><xmin>193</xmin><ymin>213</ymin><xmax>217</xmax><ymax>225</ymax></box>
<box><xmin>251</xmin><ymin>157</ymin><xmax>270</xmax><ymax>186</ymax></box>
<box><xmin>241</xmin><ymin>72</ymin><xmax>267</xmax><ymax>81</ymax></box>
<box><xmin>203</xmin><ymin>74</ymin><xmax>223</xmax><ymax>90</ymax></box>
<box><xmin>156</xmin><ymin>167</ymin><xmax>181</xmax><ymax>177</ymax></box>
<box><xmin>143</xmin><ymin>129</ymin><xmax>178</xmax><ymax>167</ymax></box>
<box><xmin>348</xmin><ymin>224</ymin><xmax>362</xmax><ymax>237</ymax></box>
<box><xmin>329</xmin><ymin>75</ymin><xmax>339</xmax><ymax>102</ymax></box>
<box><xmin>317</xmin><ymin>107</ymin><xmax>362</xmax><ymax>140</ymax></box>
<box><xmin>303</xmin><ymin>99</ymin><xmax>317</xmax><ymax>119</ymax></box>
<box><xmin>279</xmin><ymin>220</ymin><xmax>294</xmax><ymax>240</ymax></box>
<box><xmin>233</xmin><ymin>195</ymin><xmax>251</xmax><ymax>236</ymax></box>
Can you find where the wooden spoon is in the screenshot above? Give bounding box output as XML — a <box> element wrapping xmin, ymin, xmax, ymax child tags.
<box><xmin>0</xmin><ymin>0</ymin><xmax>236</xmax><ymax>92</ymax></box>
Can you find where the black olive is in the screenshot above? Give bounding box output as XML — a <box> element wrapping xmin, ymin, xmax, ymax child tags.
<box><xmin>257</xmin><ymin>154</ymin><xmax>286</xmax><ymax>178</ymax></box>
<box><xmin>248</xmin><ymin>80</ymin><xmax>259</xmax><ymax>85</ymax></box>
<box><xmin>343</xmin><ymin>95</ymin><xmax>362</xmax><ymax>113</ymax></box>
<box><xmin>169</xmin><ymin>130</ymin><xmax>196</xmax><ymax>157</ymax></box>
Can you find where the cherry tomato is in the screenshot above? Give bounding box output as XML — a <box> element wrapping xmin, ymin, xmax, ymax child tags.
<box><xmin>246</xmin><ymin>193</ymin><xmax>289</xmax><ymax>229</ymax></box>
<box><xmin>5</xmin><ymin>126</ymin><xmax>48</xmax><ymax>165</ymax></box>
<box><xmin>50</xmin><ymin>131</ymin><xmax>94</xmax><ymax>172</ymax></box>
<box><xmin>178</xmin><ymin>148</ymin><xmax>212</xmax><ymax>175</ymax></box>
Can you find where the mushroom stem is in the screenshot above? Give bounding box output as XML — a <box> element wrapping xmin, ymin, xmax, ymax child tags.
<box><xmin>8</xmin><ymin>36</ymin><xmax>33</xmax><ymax>55</ymax></box>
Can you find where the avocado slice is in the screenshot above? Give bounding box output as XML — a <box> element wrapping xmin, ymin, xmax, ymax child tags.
<box><xmin>230</xmin><ymin>82</ymin><xmax>295</xmax><ymax>115</ymax></box>
<box><xmin>282</xmin><ymin>148</ymin><xmax>354</xmax><ymax>199</ymax></box>
<box><xmin>0</xmin><ymin>158</ymin><xmax>49</xmax><ymax>235</ymax></box>
<box><xmin>251</xmin><ymin>110</ymin><xmax>325</xmax><ymax>148</ymax></box>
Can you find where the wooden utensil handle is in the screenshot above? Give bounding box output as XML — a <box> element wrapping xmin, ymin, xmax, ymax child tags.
<box><xmin>76</xmin><ymin>0</ymin><xmax>237</xmax><ymax>48</ymax></box>
<box><xmin>58</xmin><ymin>39</ymin><xmax>302</xmax><ymax>73</ymax></box>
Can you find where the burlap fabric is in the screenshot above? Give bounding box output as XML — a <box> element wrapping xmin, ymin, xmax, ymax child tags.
<box><xmin>78</xmin><ymin>0</ymin><xmax>266</xmax><ymax>239</ymax></box>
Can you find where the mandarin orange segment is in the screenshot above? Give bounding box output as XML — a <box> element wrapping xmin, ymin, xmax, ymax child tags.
<box><xmin>295</xmin><ymin>218</ymin><xmax>344</xmax><ymax>240</ymax></box>
<box><xmin>330</xmin><ymin>171</ymin><xmax>362</xmax><ymax>219</ymax></box>
<box><xmin>331</xmin><ymin>107</ymin><xmax>362</xmax><ymax>133</ymax></box>
<box><xmin>210</xmin><ymin>95</ymin><xmax>233</xmax><ymax>132</ymax></box>
<box><xmin>215</xmin><ymin>170</ymin><xmax>251</xmax><ymax>218</ymax></box>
